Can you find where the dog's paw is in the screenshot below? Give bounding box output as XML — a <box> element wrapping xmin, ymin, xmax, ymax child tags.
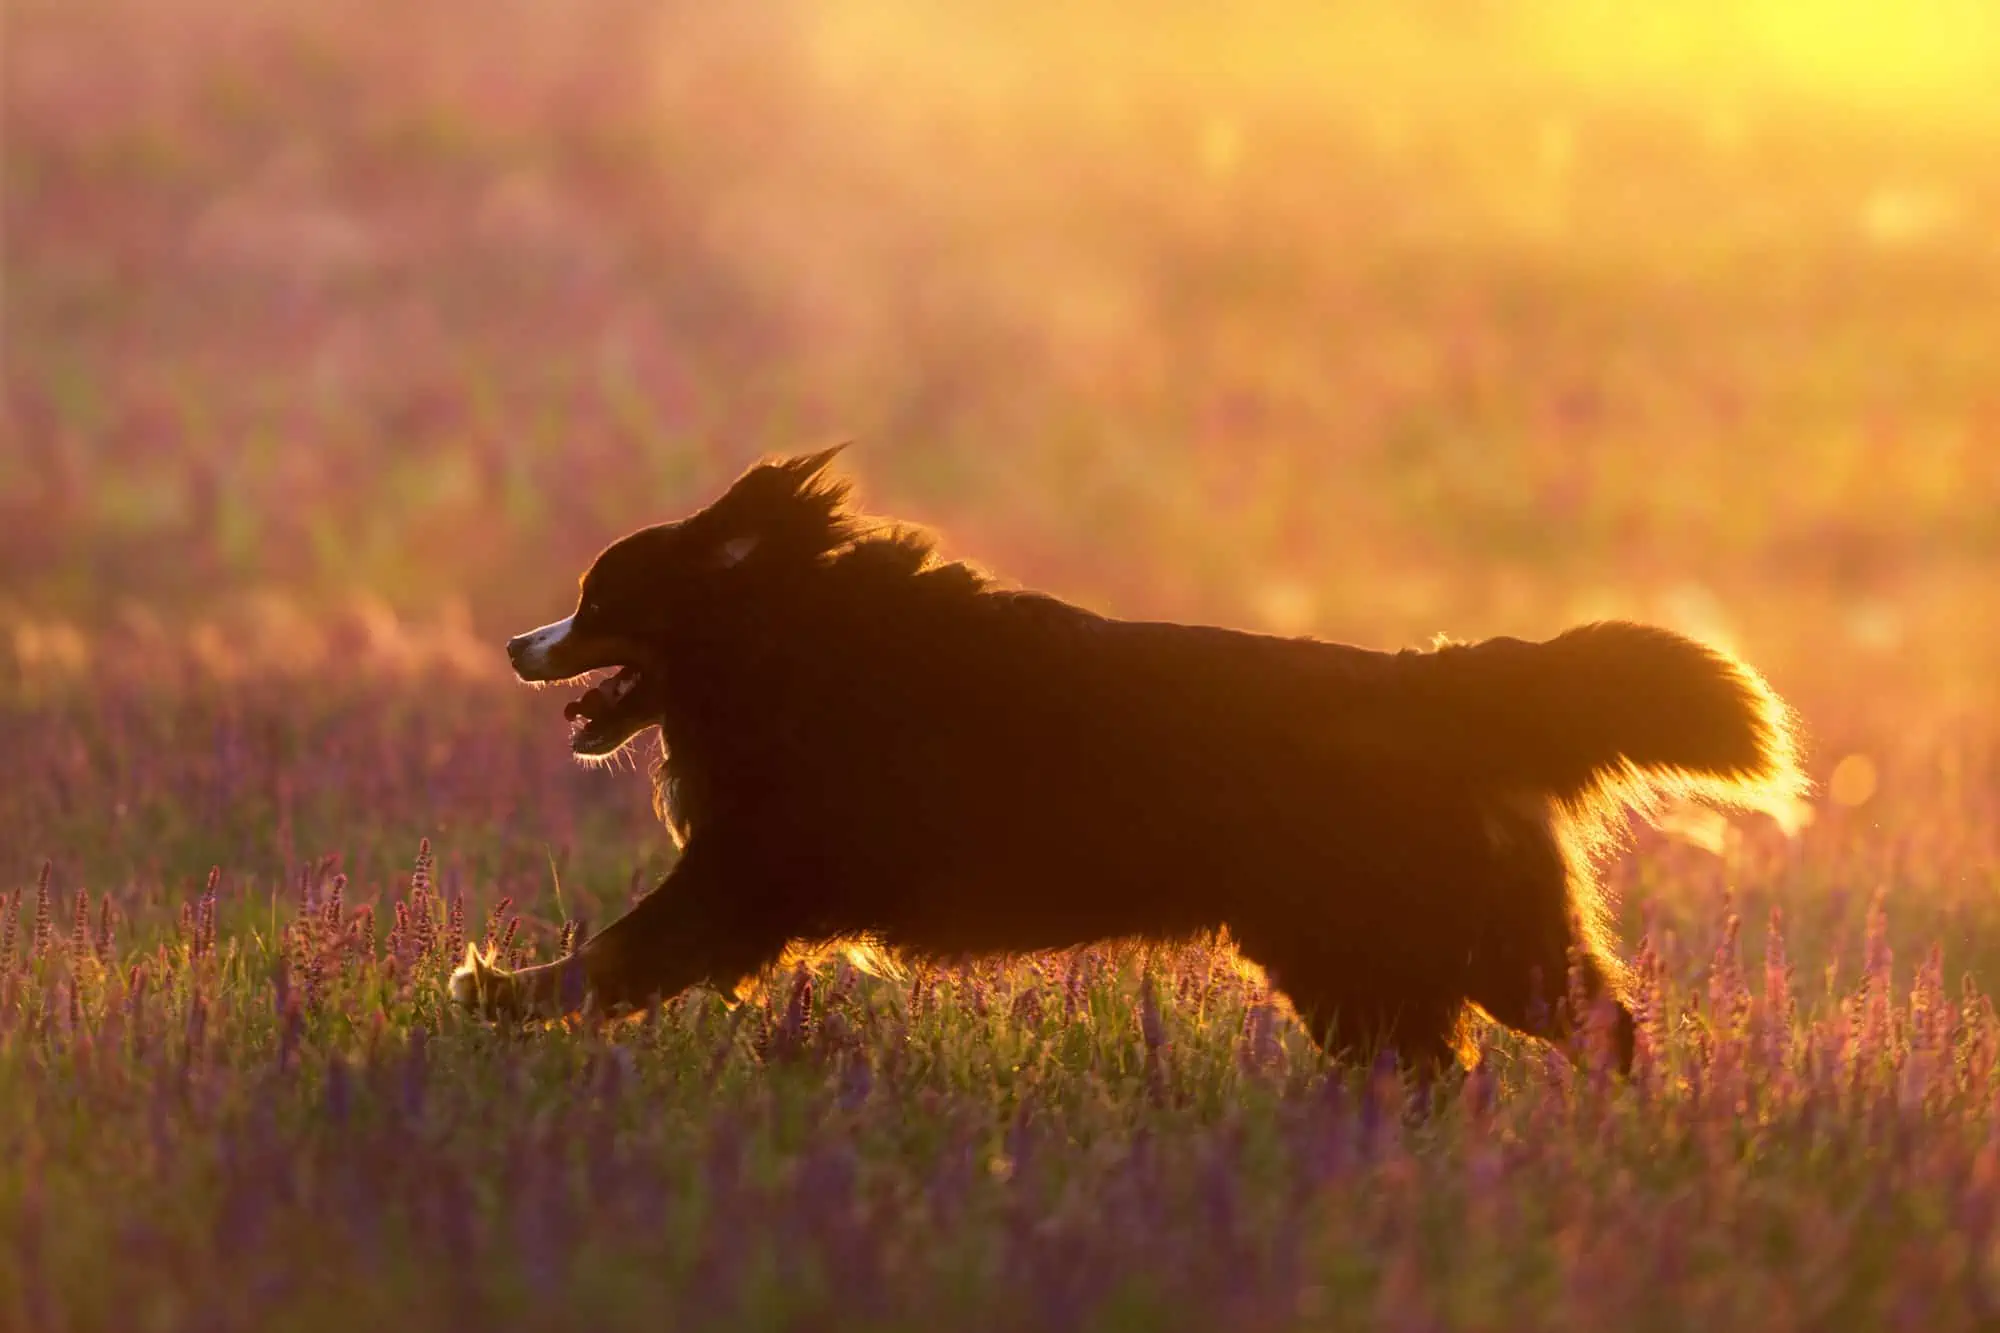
<box><xmin>449</xmin><ymin>943</ymin><xmax>524</xmax><ymax>1021</ymax></box>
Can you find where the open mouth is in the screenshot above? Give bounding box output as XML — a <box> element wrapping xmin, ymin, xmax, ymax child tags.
<box><xmin>560</xmin><ymin>664</ymin><xmax>655</xmax><ymax>756</ymax></box>
<box><xmin>507</xmin><ymin>617</ymin><xmax>658</xmax><ymax>757</ymax></box>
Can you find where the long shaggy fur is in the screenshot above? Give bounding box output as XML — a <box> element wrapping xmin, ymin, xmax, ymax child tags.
<box><xmin>458</xmin><ymin>449</ymin><xmax>1809</xmax><ymax>1071</ymax></box>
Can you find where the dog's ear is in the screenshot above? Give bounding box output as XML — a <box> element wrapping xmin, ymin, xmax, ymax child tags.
<box><xmin>705</xmin><ymin>443</ymin><xmax>858</xmax><ymax>561</ymax></box>
<box><xmin>713</xmin><ymin>533</ymin><xmax>760</xmax><ymax>568</ymax></box>
<box><xmin>776</xmin><ymin>443</ymin><xmax>850</xmax><ymax>486</ymax></box>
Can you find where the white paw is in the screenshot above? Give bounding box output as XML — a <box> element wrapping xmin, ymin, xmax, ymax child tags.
<box><xmin>449</xmin><ymin>943</ymin><xmax>512</xmax><ymax>1015</ymax></box>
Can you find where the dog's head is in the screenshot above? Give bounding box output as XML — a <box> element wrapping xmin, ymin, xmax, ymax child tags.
<box><xmin>506</xmin><ymin>446</ymin><xmax>857</xmax><ymax>757</ymax></box>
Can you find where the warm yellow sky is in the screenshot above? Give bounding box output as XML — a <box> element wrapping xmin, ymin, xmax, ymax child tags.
<box><xmin>805</xmin><ymin>0</ymin><xmax>2000</xmax><ymax>122</ymax></box>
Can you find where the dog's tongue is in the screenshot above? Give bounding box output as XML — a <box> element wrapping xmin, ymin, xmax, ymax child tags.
<box><xmin>564</xmin><ymin>686</ymin><xmax>612</xmax><ymax>723</ymax></box>
<box><xmin>564</xmin><ymin>666</ymin><xmax>642</xmax><ymax>725</ymax></box>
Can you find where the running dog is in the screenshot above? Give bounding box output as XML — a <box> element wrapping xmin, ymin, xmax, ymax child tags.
<box><xmin>452</xmin><ymin>448</ymin><xmax>1806</xmax><ymax>1070</ymax></box>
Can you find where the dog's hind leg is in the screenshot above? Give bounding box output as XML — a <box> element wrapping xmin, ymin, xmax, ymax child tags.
<box><xmin>1461</xmin><ymin>817</ymin><xmax>1636</xmax><ymax>1073</ymax></box>
<box><xmin>1238</xmin><ymin>932</ymin><xmax>1467</xmax><ymax>1077</ymax></box>
<box><xmin>1469</xmin><ymin>939</ymin><xmax>1636</xmax><ymax>1074</ymax></box>
<box><xmin>453</xmin><ymin>836</ymin><xmax>793</xmax><ymax>1022</ymax></box>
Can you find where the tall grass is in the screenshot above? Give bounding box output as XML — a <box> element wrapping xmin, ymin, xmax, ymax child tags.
<box><xmin>6</xmin><ymin>829</ymin><xmax>2000</xmax><ymax>1331</ymax></box>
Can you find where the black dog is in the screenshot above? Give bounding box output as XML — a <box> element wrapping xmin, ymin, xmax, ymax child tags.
<box><xmin>453</xmin><ymin>448</ymin><xmax>1806</xmax><ymax>1070</ymax></box>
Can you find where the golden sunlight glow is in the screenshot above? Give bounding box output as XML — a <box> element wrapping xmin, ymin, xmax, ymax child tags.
<box><xmin>1829</xmin><ymin>753</ymin><xmax>1880</xmax><ymax>807</ymax></box>
<box><xmin>804</xmin><ymin>0</ymin><xmax>2000</xmax><ymax>120</ymax></box>
<box><xmin>1526</xmin><ymin>0</ymin><xmax>2000</xmax><ymax>108</ymax></box>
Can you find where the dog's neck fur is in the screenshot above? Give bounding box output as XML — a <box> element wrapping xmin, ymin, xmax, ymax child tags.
<box><xmin>646</xmin><ymin>511</ymin><xmax>1001</xmax><ymax>847</ymax></box>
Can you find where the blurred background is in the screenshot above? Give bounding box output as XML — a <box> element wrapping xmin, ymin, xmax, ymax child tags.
<box><xmin>5</xmin><ymin>0</ymin><xmax>2000</xmax><ymax>919</ymax></box>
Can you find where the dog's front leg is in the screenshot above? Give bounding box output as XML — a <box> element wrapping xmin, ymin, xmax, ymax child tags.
<box><xmin>450</xmin><ymin>836</ymin><xmax>791</xmax><ymax>1023</ymax></box>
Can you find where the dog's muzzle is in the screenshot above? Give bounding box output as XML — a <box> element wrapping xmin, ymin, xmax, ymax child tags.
<box><xmin>508</xmin><ymin>617</ymin><xmax>579</xmax><ymax>679</ymax></box>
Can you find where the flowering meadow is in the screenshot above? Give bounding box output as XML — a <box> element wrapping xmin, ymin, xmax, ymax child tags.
<box><xmin>7</xmin><ymin>1</ymin><xmax>2000</xmax><ymax>1329</ymax></box>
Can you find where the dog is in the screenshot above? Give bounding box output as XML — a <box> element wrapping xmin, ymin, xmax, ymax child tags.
<box><xmin>452</xmin><ymin>447</ymin><xmax>1806</xmax><ymax>1071</ymax></box>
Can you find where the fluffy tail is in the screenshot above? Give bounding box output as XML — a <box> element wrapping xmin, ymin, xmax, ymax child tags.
<box><xmin>1406</xmin><ymin>620</ymin><xmax>1809</xmax><ymax>833</ymax></box>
